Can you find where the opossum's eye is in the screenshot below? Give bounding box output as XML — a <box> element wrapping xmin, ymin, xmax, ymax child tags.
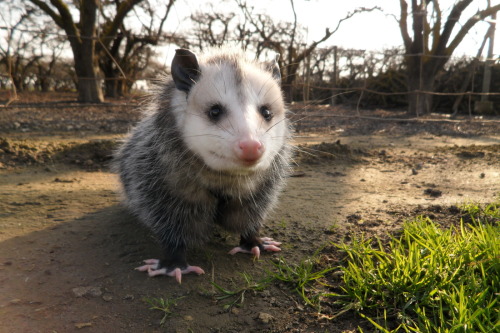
<box><xmin>208</xmin><ymin>104</ymin><xmax>224</xmax><ymax>121</ymax></box>
<box><xmin>259</xmin><ymin>105</ymin><xmax>273</xmax><ymax>122</ymax></box>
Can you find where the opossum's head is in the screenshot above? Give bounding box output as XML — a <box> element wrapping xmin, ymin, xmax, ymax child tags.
<box><xmin>170</xmin><ymin>47</ymin><xmax>288</xmax><ymax>174</ymax></box>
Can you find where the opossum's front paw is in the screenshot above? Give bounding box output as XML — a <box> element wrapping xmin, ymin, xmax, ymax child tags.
<box><xmin>135</xmin><ymin>259</ymin><xmax>205</xmax><ymax>283</ymax></box>
<box><xmin>228</xmin><ymin>237</ymin><xmax>281</xmax><ymax>259</ymax></box>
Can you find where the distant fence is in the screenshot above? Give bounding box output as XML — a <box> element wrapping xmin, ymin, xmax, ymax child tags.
<box><xmin>1</xmin><ymin>43</ymin><xmax>499</xmax><ymax>114</ymax></box>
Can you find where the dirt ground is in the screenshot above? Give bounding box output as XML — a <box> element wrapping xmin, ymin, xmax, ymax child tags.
<box><xmin>1</xmin><ymin>93</ymin><xmax>499</xmax><ymax>332</ymax></box>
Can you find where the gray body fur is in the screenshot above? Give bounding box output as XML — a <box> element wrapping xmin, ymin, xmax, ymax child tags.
<box><xmin>114</xmin><ymin>48</ymin><xmax>291</xmax><ymax>272</ymax></box>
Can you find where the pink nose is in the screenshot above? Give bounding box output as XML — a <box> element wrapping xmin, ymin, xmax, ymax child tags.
<box><xmin>235</xmin><ymin>139</ymin><xmax>264</xmax><ymax>164</ymax></box>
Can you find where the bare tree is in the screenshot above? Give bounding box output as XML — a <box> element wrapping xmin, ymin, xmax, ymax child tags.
<box><xmin>28</xmin><ymin>0</ymin><xmax>104</xmax><ymax>102</ymax></box>
<box><xmin>189</xmin><ymin>9</ymin><xmax>236</xmax><ymax>50</ymax></box>
<box><xmin>309</xmin><ymin>46</ymin><xmax>337</xmax><ymax>84</ymax></box>
<box><xmin>0</xmin><ymin>3</ymin><xmax>37</xmax><ymax>95</ymax></box>
<box><xmin>398</xmin><ymin>0</ymin><xmax>500</xmax><ymax>115</ymax></box>
<box><xmin>97</xmin><ymin>0</ymin><xmax>176</xmax><ymax>97</ymax></box>
<box><xmin>0</xmin><ymin>1</ymin><xmax>72</xmax><ymax>94</ymax></box>
<box><xmin>27</xmin><ymin>0</ymin><xmax>174</xmax><ymax>102</ymax></box>
<box><xmin>33</xmin><ymin>30</ymin><xmax>67</xmax><ymax>92</ymax></box>
<box><xmin>338</xmin><ymin>48</ymin><xmax>367</xmax><ymax>83</ymax></box>
<box><xmin>237</xmin><ymin>0</ymin><xmax>379</xmax><ymax>102</ymax></box>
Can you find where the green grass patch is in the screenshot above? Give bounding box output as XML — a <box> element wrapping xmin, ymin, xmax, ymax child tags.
<box><xmin>271</xmin><ymin>200</ymin><xmax>499</xmax><ymax>332</ymax></box>
<box><xmin>143</xmin><ymin>296</ymin><xmax>184</xmax><ymax>326</ymax></box>
<box><xmin>338</xmin><ymin>216</ymin><xmax>499</xmax><ymax>332</ymax></box>
<box><xmin>211</xmin><ymin>272</ymin><xmax>271</xmax><ymax>311</ymax></box>
<box><xmin>269</xmin><ymin>255</ymin><xmax>336</xmax><ymax>310</ymax></box>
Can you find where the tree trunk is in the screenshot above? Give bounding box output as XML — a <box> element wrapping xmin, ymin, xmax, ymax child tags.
<box><xmin>407</xmin><ymin>78</ymin><xmax>433</xmax><ymax>116</ymax></box>
<box><xmin>76</xmin><ymin>0</ymin><xmax>103</xmax><ymax>102</ymax></box>
<box><xmin>101</xmin><ymin>59</ymin><xmax>128</xmax><ymax>98</ymax></box>
<box><xmin>405</xmin><ymin>48</ymin><xmax>442</xmax><ymax>116</ymax></box>
<box><xmin>283</xmin><ymin>62</ymin><xmax>299</xmax><ymax>103</ymax></box>
<box><xmin>105</xmin><ymin>79</ymin><xmax>118</xmax><ymax>98</ymax></box>
<box><xmin>72</xmin><ymin>43</ymin><xmax>103</xmax><ymax>103</ymax></box>
<box><xmin>102</xmin><ymin>61</ymin><xmax>118</xmax><ymax>98</ymax></box>
<box><xmin>407</xmin><ymin>70</ymin><xmax>435</xmax><ymax>116</ymax></box>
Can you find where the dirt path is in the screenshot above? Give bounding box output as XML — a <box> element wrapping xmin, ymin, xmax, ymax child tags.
<box><xmin>1</xmin><ymin>135</ymin><xmax>498</xmax><ymax>332</ymax></box>
<box><xmin>1</xmin><ymin>103</ymin><xmax>499</xmax><ymax>332</ymax></box>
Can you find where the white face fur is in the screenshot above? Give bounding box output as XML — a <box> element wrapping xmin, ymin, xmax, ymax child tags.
<box><xmin>171</xmin><ymin>54</ymin><xmax>287</xmax><ymax>174</ymax></box>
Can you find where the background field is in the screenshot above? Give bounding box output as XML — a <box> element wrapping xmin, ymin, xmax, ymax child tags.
<box><xmin>0</xmin><ymin>91</ymin><xmax>499</xmax><ymax>332</ymax></box>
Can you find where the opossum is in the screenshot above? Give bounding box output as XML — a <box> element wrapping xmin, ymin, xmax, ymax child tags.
<box><xmin>114</xmin><ymin>47</ymin><xmax>291</xmax><ymax>283</ymax></box>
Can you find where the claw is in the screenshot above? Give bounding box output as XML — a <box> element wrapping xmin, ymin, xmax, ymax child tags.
<box><xmin>229</xmin><ymin>237</ymin><xmax>282</xmax><ymax>258</ymax></box>
<box><xmin>251</xmin><ymin>246</ymin><xmax>261</xmax><ymax>259</ymax></box>
<box><xmin>228</xmin><ymin>246</ymin><xmax>247</xmax><ymax>255</ymax></box>
<box><xmin>262</xmin><ymin>244</ymin><xmax>281</xmax><ymax>252</ymax></box>
<box><xmin>135</xmin><ymin>259</ymin><xmax>205</xmax><ymax>283</ymax></box>
<box><xmin>143</xmin><ymin>259</ymin><xmax>160</xmax><ymax>265</ymax></box>
<box><xmin>170</xmin><ymin>268</ymin><xmax>182</xmax><ymax>283</ymax></box>
<box><xmin>148</xmin><ymin>267</ymin><xmax>168</xmax><ymax>277</ymax></box>
<box><xmin>135</xmin><ymin>258</ymin><xmax>160</xmax><ymax>272</ymax></box>
<box><xmin>260</xmin><ymin>237</ymin><xmax>282</xmax><ymax>246</ymax></box>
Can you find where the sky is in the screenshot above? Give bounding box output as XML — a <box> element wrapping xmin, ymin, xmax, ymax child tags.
<box><xmin>1</xmin><ymin>0</ymin><xmax>498</xmax><ymax>71</ymax></box>
<box><xmin>162</xmin><ymin>0</ymin><xmax>499</xmax><ymax>61</ymax></box>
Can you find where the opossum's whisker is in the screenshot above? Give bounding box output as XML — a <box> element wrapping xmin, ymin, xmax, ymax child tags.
<box><xmin>213</xmin><ymin>80</ymin><xmax>224</xmax><ymax>101</ymax></box>
<box><xmin>267</xmin><ymin>96</ymin><xmax>282</xmax><ymax>107</ymax></box>
<box><xmin>261</xmin><ymin>81</ymin><xmax>276</xmax><ymax>100</ymax></box>
<box><xmin>257</xmin><ymin>75</ymin><xmax>274</xmax><ymax>98</ymax></box>
<box><xmin>288</xmin><ymin>115</ymin><xmax>311</xmax><ymax>127</ymax></box>
<box><xmin>288</xmin><ymin>155</ymin><xmax>300</xmax><ymax>168</ymax></box>
<box><xmin>183</xmin><ymin>134</ymin><xmax>225</xmax><ymax>139</ymax></box>
<box><xmin>222</xmin><ymin>72</ymin><xmax>227</xmax><ymax>95</ymax></box>
<box><xmin>269</xmin><ymin>135</ymin><xmax>291</xmax><ymax>141</ymax></box>
<box><xmin>293</xmin><ymin>146</ymin><xmax>318</xmax><ymax>157</ymax></box>
<box><xmin>257</xmin><ymin>116</ymin><xmax>265</xmax><ymax>133</ymax></box>
<box><xmin>264</xmin><ymin>116</ymin><xmax>288</xmax><ymax>134</ymax></box>
<box><xmin>215</xmin><ymin>122</ymin><xmax>233</xmax><ymax>136</ymax></box>
<box><xmin>215</xmin><ymin>61</ymin><xmax>227</xmax><ymax>95</ymax></box>
<box><xmin>226</xmin><ymin>117</ymin><xmax>236</xmax><ymax>135</ymax></box>
<box><xmin>298</xmin><ymin>146</ymin><xmax>341</xmax><ymax>159</ymax></box>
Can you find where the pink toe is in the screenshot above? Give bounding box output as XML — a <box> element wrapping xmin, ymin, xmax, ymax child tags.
<box><xmin>263</xmin><ymin>244</ymin><xmax>281</xmax><ymax>252</ymax></box>
<box><xmin>144</xmin><ymin>259</ymin><xmax>159</xmax><ymax>265</ymax></box>
<box><xmin>173</xmin><ymin>268</ymin><xmax>182</xmax><ymax>283</ymax></box>
<box><xmin>148</xmin><ymin>267</ymin><xmax>168</xmax><ymax>277</ymax></box>
<box><xmin>136</xmin><ymin>259</ymin><xmax>160</xmax><ymax>271</ymax></box>
<box><xmin>183</xmin><ymin>266</ymin><xmax>205</xmax><ymax>275</ymax></box>
<box><xmin>229</xmin><ymin>246</ymin><xmax>247</xmax><ymax>255</ymax></box>
<box><xmin>251</xmin><ymin>246</ymin><xmax>261</xmax><ymax>259</ymax></box>
<box><xmin>260</xmin><ymin>237</ymin><xmax>282</xmax><ymax>246</ymax></box>
<box><xmin>135</xmin><ymin>264</ymin><xmax>150</xmax><ymax>271</ymax></box>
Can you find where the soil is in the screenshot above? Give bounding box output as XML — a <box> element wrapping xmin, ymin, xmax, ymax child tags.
<box><xmin>1</xmin><ymin>92</ymin><xmax>499</xmax><ymax>332</ymax></box>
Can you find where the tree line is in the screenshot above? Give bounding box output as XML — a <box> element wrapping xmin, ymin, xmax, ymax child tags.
<box><xmin>1</xmin><ymin>0</ymin><xmax>499</xmax><ymax>115</ymax></box>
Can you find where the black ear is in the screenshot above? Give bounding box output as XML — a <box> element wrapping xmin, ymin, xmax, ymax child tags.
<box><xmin>267</xmin><ymin>53</ymin><xmax>281</xmax><ymax>84</ymax></box>
<box><xmin>171</xmin><ymin>49</ymin><xmax>201</xmax><ymax>93</ymax></box>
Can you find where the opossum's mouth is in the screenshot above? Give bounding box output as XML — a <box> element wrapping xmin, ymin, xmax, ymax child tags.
<box><xmin>214</xmin><ymin>168</ymin><xmax>257</xmax><ymax>177</ymax></box>
<box><xmin>209</xmin><ymin>150</ymin><xmax>261</xmax><ymax>170</ymax></box>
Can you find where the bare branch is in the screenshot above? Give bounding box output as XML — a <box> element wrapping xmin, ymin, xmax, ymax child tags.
<box><xmin>430</xmin><ymin>0</ymin><xmax>442</xmax><ymax>52</ymax></box>
<box><xmin>447</xmin><ymin>3</ymin><xmax>500</xmax><ymax>54</ymax></box>
<box><xmin>399</xmin><ymin>0</ymin><xmax>412</xmax><ymax>51</ymax></box>
<box><xmin>436</xmin><ymin>0</ymin><xmax>473</xmax><ymax>55</ymax></box>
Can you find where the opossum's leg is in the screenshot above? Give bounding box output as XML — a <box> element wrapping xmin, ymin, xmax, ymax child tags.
<box><xmin>215</xmin><ymin>192</ymin><xmax>282</xmax><ymax>259</ymax></box>
<box><xmin>228</xmin><ymin>235</ymin><xmax>281</xmax><ymax>259</ymax></box>
<box><xmin>135</xmin><ymin>245</ymin><xmax>205</xmax><ymax>283</ymax></box>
